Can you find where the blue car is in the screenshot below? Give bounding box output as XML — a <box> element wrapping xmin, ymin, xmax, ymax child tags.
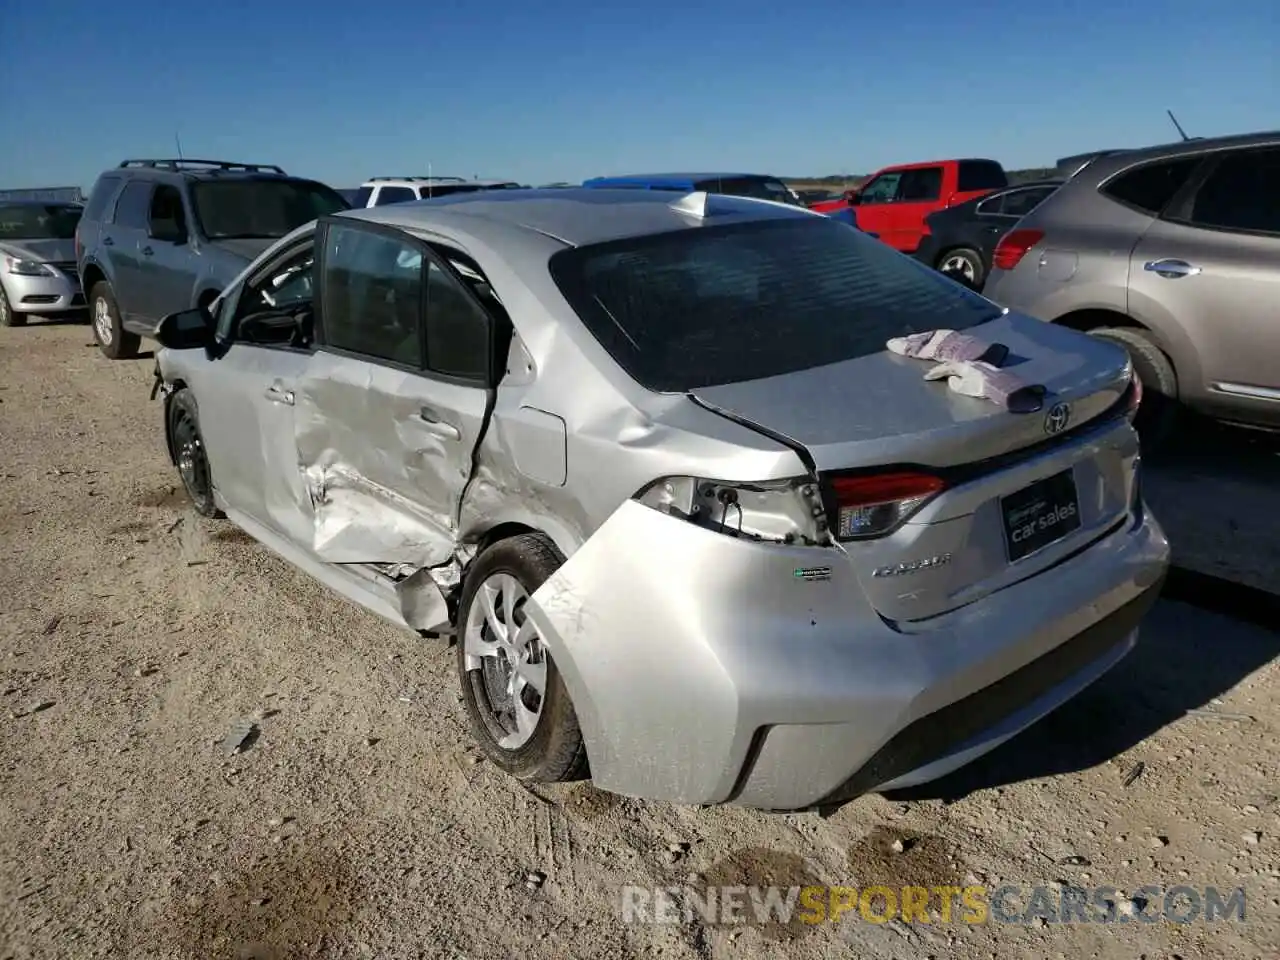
<box><xmin>582</xmin><ymin>172</ymin><xmax>860</xmax><ymax>227</ymax></box>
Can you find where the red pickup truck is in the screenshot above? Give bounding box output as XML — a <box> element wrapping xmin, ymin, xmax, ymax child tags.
<box><xmin>809</xmin><ymin>158</ymin><xmax>1008</xmax><ymax>253</ymax></box>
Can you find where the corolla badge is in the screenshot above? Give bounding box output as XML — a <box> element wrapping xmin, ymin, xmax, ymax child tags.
<box><xmin>873</xmin><ymin>554</ymin><xmax>952</xmax><ymax>578</ymax></box>
<box><xmin>1044</xmin><ymin>402</ymin><xmax>1071</xmax><ymax>435</ymax></box>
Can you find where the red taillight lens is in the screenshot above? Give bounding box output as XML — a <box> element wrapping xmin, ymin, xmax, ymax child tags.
<box><xmin>1124</xmin><ymin>367</ymin><xmax>1143</xmax><ymax>419</ymax></box>
<box><xmin>992</xmin><ymin>228</ymin><xmax>1044</xmax><ymax>271</ymax></box>
<box><xmin>829</xmin><ymin>472</ymin><xmax>947</xmax><ymax>540</ymax></box>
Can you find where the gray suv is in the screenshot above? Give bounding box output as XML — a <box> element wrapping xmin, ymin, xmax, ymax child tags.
<box><xmin>984</xmin><ymin>131</ymin><xmax>1280</xmax><ymax>441</ymax></box>
<box><xmin>76</xmin><ymin>159</ymin><xmax>349</xmax><ymax>359</ymax></box>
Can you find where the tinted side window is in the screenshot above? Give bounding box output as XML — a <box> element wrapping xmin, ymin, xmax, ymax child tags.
<box><xmin>425</xmin><ymin>260</ymin><xmax>490</xmax><ymax>380</ymax></box>
<box><xmin>1185</xmin><ymin>148</ymin><xmax>1280</xmax><ymax>234</ymax></box>
<box><xmin>374</xmin><ymin>186</ymin><xmax>416</xmax><ymax>206</ymax></box>
<box><xmin>83</xmin><ymin>175</ymin><xmax>123</xmax><ymax>222</ymax></box>
<box><xmin>321</xmin><ymin>224</ymin><xmax>422</xmax><ymax>367</ymax></box>
<box><xmin>957</xmin><ymin>161</ymin><xmax>1008</xmax><ymax>192</ymax></box>
<box><xmin>113</xmin><ymin>181</ymin><xmax>154</xmax><ymax>229</ymax></box>
<box><xmin>899</xmin><ymin>167</ymin><xmax>943</xmax><ymax>202</ymax></box>
<box><xmin>149</xmin><ymin>185</ymin><xmax>187</xmax><ymax>235</ymax></box>
<box><xmin>1002</xmin><ymin>186</ymin><xmax>1057</xmax><ymax>218</ymax></box>
<box><xmin>354</xmin><ymin>187</ymin><xmax>374</xmax><ymax>208</ymax></box>
<box><xmin>975</xmin><ymin>194</ymin><xmax>1004</xmax><ymax>215</ymax></box>
<box><xmin>1101</xmin><ymin>158</ymin><xmax>1200</xmax><ymax>214</ymax></box>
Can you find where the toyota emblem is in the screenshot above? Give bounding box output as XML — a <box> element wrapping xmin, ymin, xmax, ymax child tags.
<box><xmin>1044</xmin><ymin>402</ymin><xmax>1071</xmax><ymax>435</ymax></box>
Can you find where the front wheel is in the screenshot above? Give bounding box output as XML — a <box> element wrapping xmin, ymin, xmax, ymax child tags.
<box><xmin>89</xmin><ymin>282</ymin><xmax>140</xmax><ymax>359</ymax></box>
<box><xmin>456</xmin><ymin>534</ymin><xmax>587</xmax><ymax>782</ymax></box>
<box><xmin>167</xmin><ymin>388</ymin><xmax>221</xmax><ymax>518</ymax></box>
<box><xmin>0</xmin><ymin>285</ymin><xmax>26</xmax><ymax>327</ymax></box>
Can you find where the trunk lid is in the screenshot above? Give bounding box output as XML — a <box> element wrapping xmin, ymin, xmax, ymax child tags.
<box><xmin>688</xmin><ymin>311</ymin><xmax>1130</xmax><ymax>472</ymax></box>
<box><xmin>692</xmin><ymin>312</ymin><xmax>1139</xmax><ymax>622</ymax></box>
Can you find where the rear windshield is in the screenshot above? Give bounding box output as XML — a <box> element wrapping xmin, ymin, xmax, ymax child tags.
<box><xmin>549</xmin><ymin>217</ymin><xmax>1001</xmax><ymax>392</ymax></box>
<box><xmin>191</xmin><ymin>179</ymin><xmax>350</xmax><ymax>239</ymax></box>
<box><xmin>957</xmin><ymin>160</ymin><xmax>1008</xmax><ymax>192</ymax></box>
<box><xmin>0</xmin><ymin>203</ymin><xmax>81</xmax><ymax>240</ymax></box>
<box><xmin>696</xmin><ymin>177</ymin><xmax>801</xmax><ymax>206</ymax></box>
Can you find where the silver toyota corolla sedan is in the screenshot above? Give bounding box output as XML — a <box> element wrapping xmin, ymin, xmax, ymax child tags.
<box><xmin>150</xmin><ymin>188</ymin><xmax>1169</xmax><ymax>810</ymax></box>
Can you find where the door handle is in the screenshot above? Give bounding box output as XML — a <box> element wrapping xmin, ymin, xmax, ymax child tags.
<box><xmin>264</xmin><ymin>385</ymin><xmax>295</xmax><ymax>406</ymax></box>
<box><xmin>141</xmin><ymin>246</ymin><xmax>154</xmax><ymax>257</ymax></box>
<box><xmin>1144</xmin><ymin>258</ymin><xmax>1201</xmax><ymax>279</ymax></box>
<box><xmin>417</xmin><ymin>406</ymin><xmax>461</xmax><ymax>440</ymax></box>
<box><xmin>102</xmin><ymin>237</ymin><xmax>114</xmax><ymax>246</ymax></box>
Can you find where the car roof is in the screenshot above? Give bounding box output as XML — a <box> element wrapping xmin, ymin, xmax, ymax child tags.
<box><xmin>1071</xmin><ymin>130</ymin><xmax>1280</xmax><ymax>181</ymax></box>
<box><xmin>583</xmin><ymin>173</ymin><xmax>784</xmax><ymax>188</ymax></box>
<box><xmin>337</xmin><ymin>186</ymin><xmax>817</xmax><ymax>248</ymax></box>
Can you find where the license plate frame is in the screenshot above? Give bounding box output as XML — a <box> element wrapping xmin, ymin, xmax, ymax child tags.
<box><xmin>1000</xmin><ymin>469</ymin><xmax>1082</xmax><ymax>563</ymax></box>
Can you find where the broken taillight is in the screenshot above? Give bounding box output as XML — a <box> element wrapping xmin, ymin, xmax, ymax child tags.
<box><xmin>828</xmin><ymin>472</ymin><xmax>946</xmax><ymax>540</ymax></box>
<box><xmin>633</xmin><ymin>476</ymin><xmax>830</xmax><ymax>545</ymax></box>
<box><xmin>992</xmin><ymin>228</ymin><xmax>1044</xmax><ymax>271</ymax></box>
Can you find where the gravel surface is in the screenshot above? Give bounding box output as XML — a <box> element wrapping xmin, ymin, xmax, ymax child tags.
<box><xmin>1</xmin><ymin>319</ymin><xmax>1277</xmax><ymax>959</ymax></box>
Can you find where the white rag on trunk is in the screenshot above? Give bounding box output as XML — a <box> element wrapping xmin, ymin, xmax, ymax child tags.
<box><xmin>923</xmin><ymin>360</ymin><xmax>1047</xmax><ymax>413</ymax></box>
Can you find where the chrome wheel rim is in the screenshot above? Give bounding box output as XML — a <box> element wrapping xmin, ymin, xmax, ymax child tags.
<box><xmin>0</xmin><ymin>290</ymin><xmax>9</xmax><ymax>324</ymax></box>
<box><xmin>93</xmin><ymin>296</ymin><xmax>113</xmax><ymax>345</ymax></box>
<box><xmin>940</xmin><ymin>254</ymin><xmax>977</xmax><ymax>283</ymax></box>
<box><xmin>463</xmin><ymin>573</ymin><xmax>546</xmax><ymax>750</ymax></box>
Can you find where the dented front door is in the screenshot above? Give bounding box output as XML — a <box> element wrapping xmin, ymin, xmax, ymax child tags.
<box><xmin>293</xmin><ymin>349</ymin><xmax>490</xmax><ymax>566</ymax></box>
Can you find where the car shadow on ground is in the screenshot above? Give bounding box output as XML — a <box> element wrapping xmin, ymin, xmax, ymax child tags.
<box><xmin>877</xmin><ymin>420</ymin><xmax>1280</xmax><ymax>804</ymax></box>
<box><xmin>881</xmin><ymin>600</ymin><xmax>1279</xmax><ymax>803</ymax></box>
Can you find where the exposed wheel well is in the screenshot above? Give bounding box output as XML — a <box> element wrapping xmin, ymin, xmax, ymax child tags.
<box><xmin>1052</xmin><ymin>308</ymin><xmax>1145</xmax><ymax>334</ymax></box>
<box><xmin>80</xmin><ymin>263</ymin><xmax>107</xmax><ymax>296</ymax></box>
<box><xmin>197</xmin><ymin>289</ymin><xmax>221</xmax><ymax>309</ymax></box>
<box><xmin>474</xmin><ymin>522</ymin><xmax>539</xmax><ymax>554</ymax></box>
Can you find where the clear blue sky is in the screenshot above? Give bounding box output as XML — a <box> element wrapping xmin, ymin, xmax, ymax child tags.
<box><xmin>3</xmin><ymin>0</ymin><xmax>1276</xmax><ymax>190</ymax></box>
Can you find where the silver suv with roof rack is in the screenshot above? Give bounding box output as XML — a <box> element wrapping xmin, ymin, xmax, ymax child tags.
<box><xmin>353</xmin><ymin>177</ymin><xmax>524</xmax><ymax>208</ymax></box>
<box><xmin>75</xmin><ymin>157</ymin><xmax>349</xmax><ymax>359</ymax></box>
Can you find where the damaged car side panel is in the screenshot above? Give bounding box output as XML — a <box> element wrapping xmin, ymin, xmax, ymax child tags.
<box><xmin>293</xmin><ymin>350</ymin><xmax>489</xmax><ymax>567</ymax></box>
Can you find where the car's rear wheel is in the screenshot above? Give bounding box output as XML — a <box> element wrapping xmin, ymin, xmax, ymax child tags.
<box><xmin>456</xmin><ymin>534</ymin><xmax>587</xmax><ymax>782</ymax></box>
<box><xmin>89</xmin><ymin>282</ymin><xmax>140</xmax><ymax>359</ymax></box>
<box><xmin>0</xmin><ymin>285</ymin><xmax>26</xmax><ymax>327</ymax></box>
<box><xmin>1090</xmin><ymin>326</ymin><xmax>1178</xmax><ymax>449</ymax></box>
<box><xmin>168</xmin><ymin>388</ymin><xmax>221</xmax><ymax>518</ymax></box>
<box><xmin>936</xmin><ymin>247</ymin><xmax>984</xmax><ymax>290</ymax></box>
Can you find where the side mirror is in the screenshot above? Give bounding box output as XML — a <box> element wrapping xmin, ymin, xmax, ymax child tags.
<box><xmin>149</xmin><ymin>220</ymin><xmax>188</xmax><ymax>244</ymax></box>
<box><xmin>844</xmin><ymin>190</ymin><xmax>861</xmax><ymax>206</ymax></box>
<box><xmin>153</xmin><ymin>307</ymin><xmax>212</xmax><ymax>350</ymax></box>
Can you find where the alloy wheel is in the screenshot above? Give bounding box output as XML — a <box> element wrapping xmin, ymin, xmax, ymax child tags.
<box><xmin>93</xmin><ymin>296</ymin><xmax>113</xmax><ymax>346</ymax></box>
<box><xmin>940</xmin><ymin>253</ymin><xmax>977</xmax><ymax>284</ymax></box>
<box><xmin>462</xmin><ymin>572</ymin><xmax>547</xmax><ymax>750</ymax></box>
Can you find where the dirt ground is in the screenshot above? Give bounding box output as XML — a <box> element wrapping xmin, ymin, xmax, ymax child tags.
<box><xmin>1</xmin><ymin>318</ymin><xmax>1277</xmax><ymax>960</ymax></box>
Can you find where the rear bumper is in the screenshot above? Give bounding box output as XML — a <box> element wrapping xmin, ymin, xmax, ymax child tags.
<box><xmin>2</xmin><ymin>270</ymin><xmax>84</xmax><ymax>313</ymax></box>
<box><xmin>527</xmin><ymin>498</ymin><xmax>1169</xmax><ymax>810</ymax></box>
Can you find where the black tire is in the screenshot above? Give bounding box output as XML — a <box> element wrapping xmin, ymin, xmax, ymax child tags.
<box><xmin>89</xmin><ymin>281</ymin><xmax>141</xmax><ymax>360</ymax></box>
<box><xmin>167</xmin><ymin>388</ymin><xmax>222</xmax><ymax>518</ymax></box>
<box><xmin>0</xmin><ymin>285</ymin><xmax>26</xmax><ymax>327</ymax></box>
<box><xmin>935</xmin><ymin>246</ymin><xmax>984</xmax><ymax>290</ymax></box>
<box><xmin>456</xmin><ymin>533</ymin><xmax>587</xmax><ymax>783</ymax></box>
<box><xmin>1090</xmin><ymin>326</ymin><xmax>1178</xmax><ymax>449</ymax></box>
